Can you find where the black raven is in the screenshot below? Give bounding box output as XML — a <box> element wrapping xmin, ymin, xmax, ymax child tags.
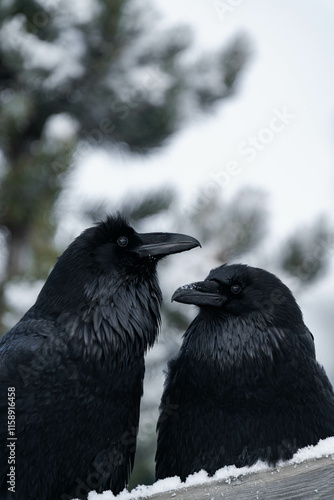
<box><xmin>0</xmin><ymin>215</ymin><xmax>200</xmax><ymax>500</ymax></box>
<box><xmin>156</xmin><ymin>264</ymin><xmax>334</xmax><ymax>481</ymax></box>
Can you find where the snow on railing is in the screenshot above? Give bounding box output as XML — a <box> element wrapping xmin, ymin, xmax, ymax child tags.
<box><xmin>86</xmin><ymin>437</ymin><xmax>334</xmax><ymax>500</ymax></box>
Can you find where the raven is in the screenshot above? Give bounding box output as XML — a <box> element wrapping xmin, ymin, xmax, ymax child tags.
<box><xmin>0</xmin><ymin>214</ymin><xmax>200</xmax><ymax>500</ymax></box>
<box><xmin>156</xmin><ymin>264</ymin><xmax>334</xmax><ymax>481</ymax></box>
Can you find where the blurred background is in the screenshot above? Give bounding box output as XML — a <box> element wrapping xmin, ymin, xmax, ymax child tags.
<box><xmin>1</xmin><ymin>0</ymin><xmax>334</xmax><ymax>489</ymax></box>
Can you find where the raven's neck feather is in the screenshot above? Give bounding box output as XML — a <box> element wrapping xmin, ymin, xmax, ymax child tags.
<box><xmin>181</xmin><ymin>311</ymin><xmax>288</xmax><ymax>377</ymax></box>
<box><xmin>64</xmin><ymin>274</ymin><xmax>162</xmax><ymax>364</ymax></box>
<box><xmin>24</xmin><ymin>272</ymin><xmax>163</xmax><ymax>367</ymax></box>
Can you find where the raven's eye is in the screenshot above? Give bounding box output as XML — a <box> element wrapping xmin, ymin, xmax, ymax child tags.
<box><xmin>117</xmin><ymin>236</ymin><xmax>128</xmax><ymax>247</ymax></box>
<box><xmin>231</xmin><ymin>284</ymin><xmax>241</xmax><ymax>294</ymax></box>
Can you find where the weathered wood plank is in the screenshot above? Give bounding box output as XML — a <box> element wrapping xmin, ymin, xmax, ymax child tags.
<box><xmin>145</xmin><ymin>456</ymin><xmax>334</xmax><ymax>500</ymax></box>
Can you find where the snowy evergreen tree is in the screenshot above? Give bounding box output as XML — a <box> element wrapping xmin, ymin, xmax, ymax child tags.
<box><xmin>0</xmin><ymin>0</ymin><xmax>248</xmax><ymax>330</ymax></box>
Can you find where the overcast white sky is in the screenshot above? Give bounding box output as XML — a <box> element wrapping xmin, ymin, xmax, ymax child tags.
<box><xmin>66</xmin><ymin>0</ymin><xmax>334</xmax><ymax>378</ymax></box>
<box><xmin>75</xmin><ymin>0</ymin><xmax>334</xmax><ymax>228</ymax></box>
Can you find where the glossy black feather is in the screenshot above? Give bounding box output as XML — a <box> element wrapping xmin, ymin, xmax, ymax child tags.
<box><xmin>156</xmin><ymin>264</ymin><xmax>334</xmax><ymax>481</ymax></box>
<box><xmin>0</xmin><ymin>215</ymin><xmax>199</xmax><ymax>499</ymax></box>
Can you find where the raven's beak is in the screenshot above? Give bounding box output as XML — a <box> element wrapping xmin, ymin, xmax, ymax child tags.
<box><xmin>134</xmin><ymin>233</ymin><xmax>201</xmax><ymax>259</ymax></box>
<box><xmin>172</xmin><ymin>280</ymin><xmax>226</xmax><ymax>307</ymax></box>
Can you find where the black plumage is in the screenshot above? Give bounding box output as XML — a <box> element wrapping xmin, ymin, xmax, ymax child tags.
<box><xmin>156</xmin><ymin>264</ymin><xmax>334</xmax><ymax>481</ymax></box>
<box><xmin>0</xmin><ymin>215</ymin><xmax>200</xmax><ymax>499</ymax></box>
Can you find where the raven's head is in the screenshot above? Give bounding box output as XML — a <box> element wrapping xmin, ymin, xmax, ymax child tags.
<box><xmin>31</xmin><ymin>215</ymin><xmax>200</xmax><ymax>360</ymax></box>
<box><xmin>84</xmin><ymin>214</ymin><xmax>201</xmax><ymax>274</ymax></box>
<box><xmin>172</xmin><ymin>264</ymin><xmax>303</xmax><ymax>327</ymax></box>
<box><xmin>172</xmin><ymin>264</ymin><xmax>313</xmax><ymax>370</ymax></box>
<box><xmin>37</xmin><ymin>214</ymin><xmax>200</xmax><ymax>307</ymax></box>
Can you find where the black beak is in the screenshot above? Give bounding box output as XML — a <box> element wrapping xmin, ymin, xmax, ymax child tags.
<box><xmin>172</xmin><ymin>280</ymin><xmax>226</xmax><ymax>307</ymax></box>
<box><xmin>134</xmin><ymin>232</ymin><xmax>201</xmax><ymax>259</ymax></box>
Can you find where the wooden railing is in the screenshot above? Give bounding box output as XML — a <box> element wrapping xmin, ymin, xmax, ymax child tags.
<box><xmin>144</xmin><ymin>456</ymin><xmax>334</xmax><ymax>500</ymax></box>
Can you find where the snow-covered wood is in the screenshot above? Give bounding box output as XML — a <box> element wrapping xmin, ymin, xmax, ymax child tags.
<box><xmin>146</xmin><ymin>456</ymin><xmax>334</xmax><ymax>500</ymax></box>
<box><xmin>88</xmin><ymin>439</ymin><xmax>334</xmax><ymax>499</ymax></box>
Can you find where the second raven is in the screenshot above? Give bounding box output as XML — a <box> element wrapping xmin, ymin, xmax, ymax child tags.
<box><xmin>156</xmin><ymin>264</ymin><xmax>334</xmax><ymax>480</ymax></box>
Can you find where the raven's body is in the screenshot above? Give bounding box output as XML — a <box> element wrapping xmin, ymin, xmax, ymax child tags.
<box><xmin>156</xmin><ymin>264</ymin><xmax>334</xmax><ymax>481</ymax></box>
<box><xmin>0</xmin><ymin>215</ymin><xmax>199</xmax><ymax>499</ymax></box>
